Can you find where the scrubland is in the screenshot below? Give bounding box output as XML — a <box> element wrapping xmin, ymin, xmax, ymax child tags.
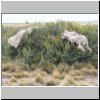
<box><xmin>2</xmin><ymin>21</ymin><xmax>98</xmax><ymax>86</ymax></box>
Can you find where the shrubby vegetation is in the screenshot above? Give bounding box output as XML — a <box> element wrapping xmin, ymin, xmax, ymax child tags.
<box><xmin>2</xmin><ymin>21</ymin><xmax>98</xmax><ymax>72</ymax></box>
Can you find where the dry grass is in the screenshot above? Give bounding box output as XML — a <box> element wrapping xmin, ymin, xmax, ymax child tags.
<box><xmin>69</xmin><ymin>69</ymin><xmax>82</xmax><ymax>76</ymax></box>
<box><xmin>2</xmin><ymin>62</ymin><xmax>98</xmax><ymax>86</ymax></box>
<box><xmin>46</xmin><ymin>78</ymin><xmax>60</xmax><ymax>86</ymax></box>
<box><xmin>2</xmin><ymin>63</ymin><xmax>20</xmax><ymax>72</ymax></box>
<box><xmin>30</xmin><ymin>64</ymin><xmax>39</xmax><ymax>70</ymax></box>
<box><xmin>52</xmin><ymin>69</ymin><xmax>65</xmax><ymax>79</ymax></box>
<box><xmin>86</xmin><ymin>63</ymin><xmax>96</xmax><ymax>69</ymax></box>
<box><xmin>77</xmin><ymin>81</ymin><xmax>91</xmax><ymax>86</ymax></box>
<box><xmin>81</xmin><ymin>67</ymin><xmax>97</xmax><ymax>76</ymax></box>
<box><xmin>12</xmin><ymin>71</ymin><xmax>30</xmax><ymax>78</ymax></box>
<box><xmin>35</xmin><ymin>69</ymin><xmax>48</xmax><ymax>77</ymax></box>
<box><xmin>2</xmin><ymin>72</ymin><xmax>12</xmax><ymax>78</ymax></box>
<box><xmin>73</xmin><ymin>62</ymin><xmax>85</xmax><ymax>69</ymax></box>
<box><xmin>52</xmin><ymin>70</ymin><xmax>61</xmax><ymax>79</ymax></box>
<box><xmin>35</xmin><ymin>73</ymin><xmax>44</xmax><ymax>84</ymax></box>
<box><xmin>17</xmin><ymin>78</ymin><xmax>35</xmax><ymax>86</ymax></box>
<box><xmin>52</xmin><ymin>63</ymin><xmax>69</xmax><ymax>79</ymax></box>
<box><xmin>63</xmin><ymin>75</ymin><xmax>75</xmax><ymax>86</ymax></box>
<box><xmin>4</xmin><ymin>81</ymin><xmax>18</xmax><ymax>86</ymax></box>
<box><xmin>11</xmin><ymin>77</ymin><xmax>17</xmax><ymax>82</ymax></box>
<box><xmin>57</xmin><ymin>63</ymin><xmax>70</xmax><ymax>73</ymax></box>
<box><xmin>74</xmin><ymin>75</ymin><xmax>84</xmax><ymax>80</ymax></box>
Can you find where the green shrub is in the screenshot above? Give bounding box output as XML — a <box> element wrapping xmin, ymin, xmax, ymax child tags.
<box><xmin>2</xmin><ymin>21</ymin><xmax>98</xmax><ymax>71</ymax></box>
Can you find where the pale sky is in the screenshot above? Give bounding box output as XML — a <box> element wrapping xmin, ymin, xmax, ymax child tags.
<box><xmin>2</xmin><ymin>14</ymin><xmax>98</xmax><ymax>23</ymax></box>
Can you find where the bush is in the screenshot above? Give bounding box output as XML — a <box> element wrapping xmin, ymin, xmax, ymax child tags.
<box><xmin>2</xmin><ymin>63</ymin><xmax>19</xmax><ymax>72</ymax></box>
<box><xmin>2</xmin><ymin>21</ymin><xmax>98</xmax><ymax>71</ymax></box>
